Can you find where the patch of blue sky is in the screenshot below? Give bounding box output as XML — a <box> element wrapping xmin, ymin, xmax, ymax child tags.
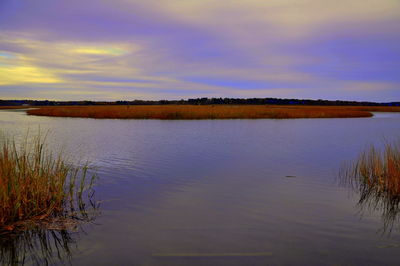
<box><xmin>289</xmin><ymin>34</ymin><xmax>400</xmax><ymax>82</ymax></box>
<box><xmin>183</xmin><ymin>77</ymin><xmax>309</xmax><ymax>90</ymax></box>
<box><xmin>296</xmin><ymin>64</ymin><xmax>400</xmax><ymax>82</ymax></box>
<box><xmin>0</xmin><ymin>51</ymin><xmax>16</xmax><ymax>59</ymax></box>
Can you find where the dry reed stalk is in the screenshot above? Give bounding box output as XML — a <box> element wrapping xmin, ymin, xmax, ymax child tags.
<box><xmin>341</xmin><ymin>140</ymin><xmax>400</xmax><ymax>233</ymax></box>
<box><xmin>0</xmin><ymin>132</ymin><xmax>96</xmax><ymax>231</ymax></box>
<box><xmin>26</xmin><ymin>105</ymin><xmax>379</xmax><ymax>119</ymax></box>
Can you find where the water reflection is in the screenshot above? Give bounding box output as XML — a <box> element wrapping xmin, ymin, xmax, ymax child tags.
<box><xmin>0</xmin><ymin>170</ymin><xmax>99</xmax><ymax>266</ymax></box>
<box><xmin>340</xmin><ymin>142</ymin><xmax>400</xmax><ymax>234</ymax></box>
<box><xmin>0</xmin><ymin>205</ymin><xmax>99</xmax><ymax>265</ymax></box>
<box><xmin>3</xmin><ymin>110</ymin><xmax>400</xmax><ymax>264</ymax></box>
<box><xmin>0</xmin><ymin>226</ymin><xmax>76</xmax><ymax>265</ymax></box>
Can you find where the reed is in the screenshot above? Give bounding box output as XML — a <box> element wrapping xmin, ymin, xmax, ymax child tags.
<box><xmin>0</xmin><ymin>106</ymin><xmax>29</xmax><ymax>110</ymax></box>
<box><xmin>26</xmin><ymin>105</ymin><xmax>380</xmax><ymax>119</ymax></box>
<box><xmin>0</xmin><ymin>133</ymin><xmax>96</xmax><ymax>231</ymax></box>
<box><xmin>341</xmin><ymin>140</ymin><xmax>400</xmax><ymax>232</ymax></box>
<box><xmin>343</xmin><ymin>142</ymin><xmax>400</xmax><ymax>197</ymax></box>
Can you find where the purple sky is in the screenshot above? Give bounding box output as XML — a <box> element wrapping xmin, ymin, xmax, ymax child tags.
<box><xmin>1</xmin><ymin>0</ymin><xmax>399</xmax><ymax>101</ymax></box>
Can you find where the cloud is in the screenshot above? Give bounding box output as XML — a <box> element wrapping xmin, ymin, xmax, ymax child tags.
<box><xmin>72</xmin><ymin>47</ymin><xmax>127</xmax><ymax>56</ymax></box>
<box><xmin>342</xmin><ymin>81</ymin><xmax>399</xmax><ymax>92</ymax></box>
<box><xmin>0</xmin><ymin>65</ymin><xmax>61</xmax><ymax>85</ymax></box>
<box><xmin>0</xmin><ymin>0</ymin><xmax>399</xmax><ymax>101</ymax></box>
<box><xmin>156</xmin><ymin>0</ymin><xmax>400</xmax><ymax>34</ymax></box>
<box><xmin>0</xmin><ymin>49</ymin><xmax>62</xmax><ymax>85</ymax></box>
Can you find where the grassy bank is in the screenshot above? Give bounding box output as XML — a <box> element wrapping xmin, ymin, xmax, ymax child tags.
<box><xmin>0</xmin><ymin>106</ymin><xmax>30</xmax><ymax>110</ymax></box>
<box><xmin>0</xmin><ymin>133</ymin><xmax>96</xmax><ymax>231</ymax></box>
<box><xmin>23</xmin><ymin>105</ymin><xmax>392</xmax><ymax>119</ymax></box>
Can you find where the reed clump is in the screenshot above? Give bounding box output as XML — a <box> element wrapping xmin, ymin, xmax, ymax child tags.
<box><xmin>344</xmin><ymin>142</ymin><xmax>400</xmax><ymax>197</ymax></box>
<box><xmin>0</xmin><ymin>133</ymin><xmax>96</xmax><ymax>231</ymax></box>
<box><xmin>26</xmin><ymin>105</ymin><xmax>379</xmax><ymax>119</ymax></box>
<box><xmin>341</xmin><ymin>140</ymin><xmax>400</xmax><ymax>232</ymax></box>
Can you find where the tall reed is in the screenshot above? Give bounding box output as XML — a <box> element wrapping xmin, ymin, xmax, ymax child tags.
<box><xmin>343</xmin><ymin>142</ymin><xmax>400</xmax><ymax>197</ymax></box>
<box><xmin>341</xmin><ymin>140</ymin><xmax>400</xmax><ymax>232</ymax></box>
<box><xmin>0</xmin><ymin>133</ymin><xmax>96</xmax><ymax>230</ymax></box>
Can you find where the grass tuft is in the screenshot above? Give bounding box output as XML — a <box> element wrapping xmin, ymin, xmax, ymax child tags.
<box><xmin>343</xmin><ymin>142</ymin><xmax>400</xmax><ymax>197</ymax></box>
<box><xmin>341</xmin><ymin>140</ymin><xmax>400</xmax><ymax>232</ymax></box>
<box><xmin>0</xmin><ymin>132</ymin><xmax>96</xmax><ymax>231</ymax></box>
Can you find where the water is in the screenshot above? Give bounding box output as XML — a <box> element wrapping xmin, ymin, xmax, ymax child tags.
<box><xmin>1</xmin><ymin>110</ymin><xmax>400</xmax><ymax>265</ymax></box>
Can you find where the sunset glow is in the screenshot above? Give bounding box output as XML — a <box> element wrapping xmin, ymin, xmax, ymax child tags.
<box><xmin>0</xmin><ymin>0</ymin><xmax>399</xmax><ymax>101</ymax></box>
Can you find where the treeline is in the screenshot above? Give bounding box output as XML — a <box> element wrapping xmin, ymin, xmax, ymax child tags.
<box><xmin>1</xmin><ymin>98</ymin><xmax>399</xmax><ymax>106</ymax></box>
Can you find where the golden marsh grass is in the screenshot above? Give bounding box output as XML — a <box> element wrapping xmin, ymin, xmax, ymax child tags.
<box><xmin>342</xmin><ymin>142</ymin><xmax>400</xmax><ymax>196</ymax></box>
<box><xmin>0</xmin><ymin>107</ymin><xmax>29</xmax><ymax>110</ymax></box>
<box><xmin>0</xmin><ymin>133</ymin><xmax>96</xmax><ymax>231</ymax></box>
<box><xmin>24</xmin><ymin>105</ymin><xmax>396</xmax><ymax>119</ymax></box>
<box><xmin>341</xmin><ymin>140</ymin><xmax>400</xmax><ymax>232</ymax></box>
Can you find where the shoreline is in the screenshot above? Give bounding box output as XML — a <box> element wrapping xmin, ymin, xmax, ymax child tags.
<box><xmin>3</xmin><ymin>104</ymin><xmax>400</xmax><ymax>119</ymax></box>
<box><xmin>24</xmin><ymin>105</ymin><xmax>379</xmax><ymax>119</ymax></box>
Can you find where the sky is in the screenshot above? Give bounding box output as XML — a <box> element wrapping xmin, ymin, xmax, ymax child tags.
<box><xmin>0</xmin><ymin>0</ymin><xmax>399</xmax><ymax>102</ymax></box>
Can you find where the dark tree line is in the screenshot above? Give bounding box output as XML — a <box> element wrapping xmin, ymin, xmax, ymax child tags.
<box><xmin>1</xmin><ymin>98</ymin><xmax>399</xmax><ymax>107</ymax></box>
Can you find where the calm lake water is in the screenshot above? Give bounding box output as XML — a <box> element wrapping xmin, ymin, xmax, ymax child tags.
<box><xmin>1</xmin><ymin>109</ymin><xmax>400</xmax><ymax>265</ymax></box>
